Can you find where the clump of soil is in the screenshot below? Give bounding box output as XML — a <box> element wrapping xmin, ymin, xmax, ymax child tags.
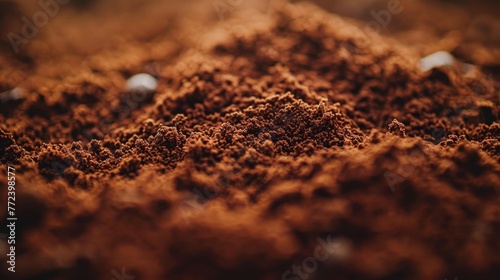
<box><xmin>0</xmin><ymin>1</ymin><xmax>499</xmax><ymax>280</ymax></box>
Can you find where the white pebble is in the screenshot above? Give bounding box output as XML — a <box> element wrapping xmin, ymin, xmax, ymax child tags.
<box><xmin>125</xmin><ymin>73</ymin><xmax>158</xmax><ymax>93</ymax></box>
<box><xmin>0</xmin><ymin>87</ymin><xmax>25</xmax><ymax>102</ymax></box>
<box><xmin>9</xmin><ymin>88</ymin><xmax>25</xmax><ymax>99</ymax></box>
<box><xmin>419</xmin><ymin>51</ymin><xmax>456</xmax><ymax>72</ymax></box>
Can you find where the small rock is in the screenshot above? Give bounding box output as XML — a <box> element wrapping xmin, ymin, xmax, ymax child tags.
<box><xmin>419</xmin><ymin>51</ymin><xmax>457</xmax><ymax>72</ymax></box>
<box><xmin>125</xmin><ymin>73</ymin><xmax>158</xmax><ymax>93</ymax></box>
<box><xmin>419</xmin><ymin>51</ymin><xmax>479</xmax><ymax>76</ymax></box>
<box><xmin>123</xmin><ymin>73</ymin><xmax>158</xmax><ymax>107</ymax></box>
<box><xmin>0</xmin><ymin>87</ymin><xmax>25</xmax><ymax>102</ymax></box>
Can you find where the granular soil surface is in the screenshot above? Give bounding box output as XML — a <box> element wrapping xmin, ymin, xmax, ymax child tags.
<box><xmin>0</xmin><ymin>0</ymin><xmax>499</xmax><ymax>279</ymax></box>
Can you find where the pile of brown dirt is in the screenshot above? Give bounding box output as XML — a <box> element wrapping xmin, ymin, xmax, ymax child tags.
<box><xmin>0</xmin><ymin>1</ymin><xmax>499</xmax><ymax>280</ymax></box>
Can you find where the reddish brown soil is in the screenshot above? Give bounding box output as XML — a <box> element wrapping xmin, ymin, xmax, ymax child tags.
<box><xmin>0</xmin><ymin>1</ymin><xmax>499</xmax><ymax>280</ymax></box>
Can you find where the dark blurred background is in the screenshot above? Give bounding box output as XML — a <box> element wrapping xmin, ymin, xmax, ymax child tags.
<box><xmin>0</xmin><ymin>0</ymin><xmax>499</xmax><ymax>67</ymax></box>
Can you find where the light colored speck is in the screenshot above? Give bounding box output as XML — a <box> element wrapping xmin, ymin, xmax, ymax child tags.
<box><xmin>327</xmin><ymin>237</ymin><xmax>352</xmax><ymax>262</ymax></box>
<box><xmin>125</xmin><ymin>73</ymin><xmax>158</xmax><ymax>93</ymax></box>
<box><xmin>419</xmin><ymin>51</ymin><xmax>456</xmax><ymax>72</ymax></box>
<box><xmin>10</xmin><ymin>88</ymin><xmax>25</xmax><ymax>99</ymax></box>
<box><xmin>462</xmin><ymin>63</ymin><xmax>479</xmax><ymax>77</ymax></box>
<box><xmin>0</xmin><ymin>87</ymin><xmax>25</xmax><ymax>102</ymax></box>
